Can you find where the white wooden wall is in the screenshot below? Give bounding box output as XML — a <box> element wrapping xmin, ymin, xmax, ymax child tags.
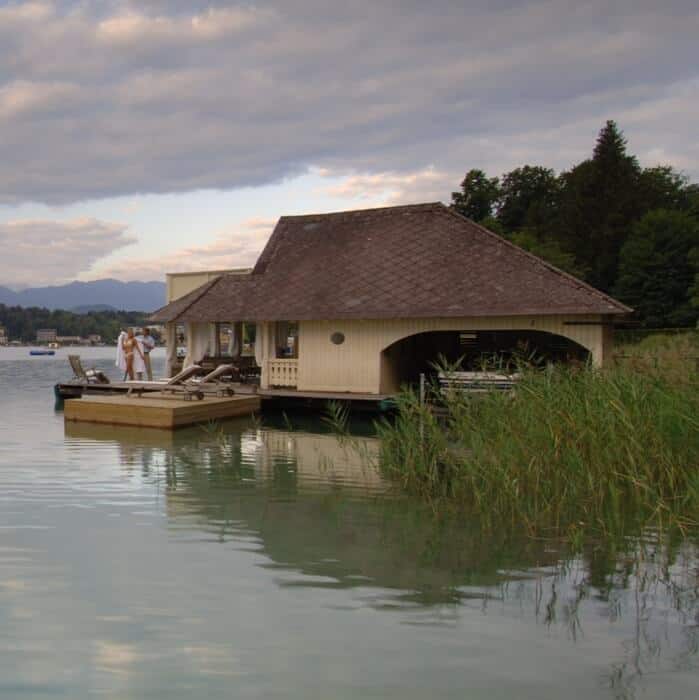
<box><xmin>294</xmin><ymin>315</ymin><xmax>611</xmax><ymax>394</ymax></box>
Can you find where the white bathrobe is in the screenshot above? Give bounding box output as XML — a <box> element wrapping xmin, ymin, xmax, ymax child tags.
<box><xmin>116</xmin><ymin>331</ymin><xmax>126</xmax><ymax>373</ymax></box>
<box><xmin>133</xmin><ymin>338</ymin><xmax>146</xmax><ymax>376</ymax></box>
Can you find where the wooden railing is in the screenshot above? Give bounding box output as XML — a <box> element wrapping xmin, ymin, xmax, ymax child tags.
<box><xmin>267</xmin><ymin>359</ymin><xmax>299</xmax><ymax>387</ymax></box>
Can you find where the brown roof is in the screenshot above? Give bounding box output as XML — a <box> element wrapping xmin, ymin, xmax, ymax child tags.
<box><xmin>150</xmin><ymin>276</ymin><xmax>221</xmax><ymax>323</ymax></box>
<box><xmin>151</xmin><ymin>202</ymin><xmax>631</xmax><ymax>323</ymax></box>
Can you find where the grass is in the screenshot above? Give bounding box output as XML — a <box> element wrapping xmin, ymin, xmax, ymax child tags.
<box><xmin>375</xmin><ymin>360</ymin><xmax>699</xmax><ymax>541</ymax></box>
<box><xmin>613</xmin><ymin>329</ymin><xmax>698</xmax><ymax>385</ymax></box>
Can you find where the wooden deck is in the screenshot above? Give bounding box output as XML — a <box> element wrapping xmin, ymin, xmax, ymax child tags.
<box><xmin>64</xmin><ymin>393</ymin><xmax>261</xmax><ymax>429</ymax></box>
<box><xmin>56</xmin><ymin>381</ymin><xmax>391</xmax><ymax>404</ymax></box>
<box><xmin>55</xmin><ymin>380</ymin><xmax>259</xmax><ymax>400</ymax></box>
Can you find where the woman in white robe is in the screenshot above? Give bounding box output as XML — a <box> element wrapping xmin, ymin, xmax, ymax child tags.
<box><xmin>116</xmin><ymin>330</ymin><xmax>127</xmax><ymax>378</ymax></box>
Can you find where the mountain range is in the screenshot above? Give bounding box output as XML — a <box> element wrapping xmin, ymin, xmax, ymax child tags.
<box><xmin>0</xmin><ymin>279</ymin><xmax>166</xmax><ymax>312</ymax></box>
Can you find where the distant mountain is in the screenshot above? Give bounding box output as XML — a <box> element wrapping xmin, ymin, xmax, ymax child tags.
<box><xmin>0</xmin><ymin>279</ymin><xmax>166</xmax><ymax>312</ymax></box>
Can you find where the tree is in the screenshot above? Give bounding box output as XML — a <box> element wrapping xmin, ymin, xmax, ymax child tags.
<box><xmin>0</xmin><ymin>305</ymin><xmax>149</xmax><ymax>342</ymax></box>
<box><xmin>557</xmin><ymin>120</ymin><xmax>642</xmax><ymax>292</ymax></box>
<box><xmin>451</xmin><ymin>169</ymin><xmax>500</xmax><ymax>222</ymax></box>
<box><xmin>478</xmin><ymin>215</ymin><xmax>507</xmax><ymax>237</ymax></box>
<box><xmin>690</xmin><ymin>246</ymin><xmax>699</xmax><ymax>314</ymax></box>
<box><xmin>496</xmin><ymin>165</ymin><xmax>559</xmax><ymax>234</ymax></box>
<box><xmin>508</xmin><ymin>231</ymin><xmax>586</xmax><ymax>278</ymax></box>
<box><xmin>614</xmin><ymin>209</ymin><xmax>699</xmax><ymax>327</ymax></box>
<box><xmin>639</xmin><ymin>165</ymin><xmax>690</xmax><ymax>212</ymax></box>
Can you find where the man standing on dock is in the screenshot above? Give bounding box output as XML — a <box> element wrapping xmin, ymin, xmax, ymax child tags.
<box><xmin>137</xmin><ymin>328</ymin><xmax>156</xmax><ymax>380</ymax></box>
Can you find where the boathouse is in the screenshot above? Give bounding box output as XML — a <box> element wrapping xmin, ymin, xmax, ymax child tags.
<box><xmin>151</xmin><ymin>203</ymin><xmax>630</xmax><ymax>396</ymax></box>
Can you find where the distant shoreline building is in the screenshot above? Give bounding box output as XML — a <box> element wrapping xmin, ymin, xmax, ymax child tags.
<box><xmin>56</xmin><ymin>335</ymin><xmax>83</xmax><ymax>345</ymax></box>
<box><xmin>36</xmin><ymin>328</ymin><xmax>57</xmax><ymax>343</ymax></box>
<box><xmin>0</xmin><ymin>326</ymin><xmax>7</xmax><ymax>346</ymax></box>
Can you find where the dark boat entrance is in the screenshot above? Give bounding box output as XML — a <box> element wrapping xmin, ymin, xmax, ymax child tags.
<box><xmin>379</xmin><ymin>329</ymin><xmax>590</xmax><ymax>392</ymax></box>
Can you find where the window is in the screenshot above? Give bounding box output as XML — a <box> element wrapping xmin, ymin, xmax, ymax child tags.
<box><xmin>275</xmin><ymin>321</ymin><xmax>299</xmax><ymax>358</ymax></box>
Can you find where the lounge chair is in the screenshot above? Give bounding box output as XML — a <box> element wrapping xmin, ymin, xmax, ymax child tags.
<box><xmin>187</xmin><ymin>364</ymin><xmax>237</xmax><ymax>397</ymax></box>
<box><xmin>68</xmin><ymin>355</ymin><xmax>110</xmax><ymax>384</ymax></box>
<box><xmin>126</xmin><ymin>364</ymin><xmax>204</xmax><ymax>399</ymax></box>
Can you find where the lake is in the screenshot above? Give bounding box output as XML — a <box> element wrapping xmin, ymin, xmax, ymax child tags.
<box><xmin>0</xmin><ymin>347</ymin><xmax>696</xmax><ymax>698</ymax></box>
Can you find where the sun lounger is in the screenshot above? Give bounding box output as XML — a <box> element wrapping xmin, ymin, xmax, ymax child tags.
<box><xmin>68</xmin><ymin>355</ymin><xmax>110</xmax><ymax>384</ymax></box>
<box><xmin>186</xmin><ymin>364</ymin><xmax>237</xmax><ymax>397</ymax></box>
<box><xmin>126</xmin><ymin>364</ymin><xmax>204</xmax><ymax>398</ymax></box>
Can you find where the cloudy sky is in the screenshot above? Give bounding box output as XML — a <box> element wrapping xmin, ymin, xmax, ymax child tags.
<box><xmin>0</xmin><ymin>0</ymin><xmax>697</xmax><ymax>287</ymax></box>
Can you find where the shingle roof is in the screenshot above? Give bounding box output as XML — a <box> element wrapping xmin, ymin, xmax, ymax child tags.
<box><xmin>151</xmin><ymin>202</ymin><xmax>631</xmax><ymax>323</ymax></box>
<box><xmin>150</xmin><ymin>276</ymin><xmax>222</xmax><ymax>323</ymax></box>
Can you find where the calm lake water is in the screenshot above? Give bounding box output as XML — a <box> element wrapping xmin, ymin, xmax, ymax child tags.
<box><xmin>0</xmin><ymin>347</ymin><xmax>696</xmax><ymax>698</ymax></box>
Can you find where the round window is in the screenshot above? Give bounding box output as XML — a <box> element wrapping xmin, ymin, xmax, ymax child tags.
<box><xmin>330</xmin><ymin>332</ymin><xmax>345</xmax><ymax>345</ymax></box>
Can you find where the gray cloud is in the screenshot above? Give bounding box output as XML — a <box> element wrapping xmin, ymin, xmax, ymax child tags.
<box><xmin>0</xmin><ymin>0</ymin><xmax>697</xmax><ymax>204</ymax></box>
<box><xmin>0</xmin><ymin>217</ymin><xmax>134</xmax><ymax>286</ymax></box>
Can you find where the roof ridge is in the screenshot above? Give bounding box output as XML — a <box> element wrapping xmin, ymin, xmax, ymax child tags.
<box><xmin>279</xmin><ymin>201</ymin><xmax>443</xmax><ymax>222</ymax></box>
<box><xmin>442</xmin><ymin>205</ymin><xmax>632</xmax><ymax>314</ymax></box>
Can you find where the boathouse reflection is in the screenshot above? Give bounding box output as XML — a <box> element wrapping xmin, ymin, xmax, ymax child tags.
<box><xmin>63</xmin><ymin>420</ymin><xmax>699</xmax><ymax>696</ymax></box>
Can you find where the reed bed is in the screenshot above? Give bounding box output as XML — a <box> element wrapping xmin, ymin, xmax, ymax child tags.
<box><xmin>613</xmin><ymin>330</ymin><xmax>698</xmax><ymax>385</ymax></box>
<box><xmin>376</xmin><ymin>365</ymin><xmax>699</xmax><ymax>540</ymax></box>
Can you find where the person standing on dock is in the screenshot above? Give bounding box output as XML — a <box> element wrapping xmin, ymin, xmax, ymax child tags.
<box><xmin>137</xmin><ymin>328</ymin><xmax>155</xmax><ymax>380</ymax></box>
<box><xmin>122</xmin><ymin>329</ymin><xmax>145</xmax><ymax>381</ymax></box>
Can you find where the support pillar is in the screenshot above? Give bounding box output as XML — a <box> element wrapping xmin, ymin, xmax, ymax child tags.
<box><xmin>165</xmin><ymin>322</ymin><xmax>177</xmax><ymax>378</ymax></box>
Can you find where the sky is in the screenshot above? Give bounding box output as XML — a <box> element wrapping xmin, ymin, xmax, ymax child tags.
<box><xmin>0</xmin><ymin>0</ymin><xmax>697</xmax><ymax>288</ymax></box>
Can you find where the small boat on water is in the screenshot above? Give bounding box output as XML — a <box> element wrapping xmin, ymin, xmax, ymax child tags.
<box><xmin>30</xmin><ymin>349</ymin><xmax>56</xmax><ymax>356</ymax></box>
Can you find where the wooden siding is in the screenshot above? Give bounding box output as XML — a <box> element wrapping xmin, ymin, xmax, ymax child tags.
<box><xmin>64</xmin><ymin>394</ymin><xmax>260</xmax><ymax>429</ymax></box>
<box><xmin>296</xmin><ymin>315</ymin><xmax>610</xmax><ymax>394</ymax></box>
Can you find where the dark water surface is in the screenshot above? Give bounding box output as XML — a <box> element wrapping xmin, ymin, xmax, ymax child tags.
<box><xmin>0</xmin><ymin>348</ymin><xmax>697</xmax><ymax>698</ymax></box>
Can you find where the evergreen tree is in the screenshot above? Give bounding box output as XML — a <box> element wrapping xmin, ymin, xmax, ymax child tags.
<box><xmin>451</xmin><ymin>169</ymin><xmax>500</xmax><ymax>222</ymax></box>
<box><xmin>614</xmin><ymin>209</ymin><xmax>699</xmax><ymax>327</ymax></box>
<box><xmin>450</xmin><ymin>120</ymin><xmax>699</xmax><ymax>327</ymax></box>
<box><xmin>557</xmin><ymin>120</ymin><xmax>641</xmax><ymax>292</ymax></box>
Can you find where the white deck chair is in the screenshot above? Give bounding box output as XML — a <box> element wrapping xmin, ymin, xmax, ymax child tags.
<box><xmin>126</xmin><ymin>364</ymin><xmax>204</xmax><ymax>398</ymax></box>
<box><xmin>186</xmin><ymin>364</ymin><xmax>237</xmax><ymax>397</ymax></box>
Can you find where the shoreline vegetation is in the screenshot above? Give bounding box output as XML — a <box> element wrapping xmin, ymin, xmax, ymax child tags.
<box><xmin>0</xmin><ymin>304</ymin><xmax>151</xmax><ymax>344</ymax></box>
<box><xmin>371</xmin><ymin>332</ymin><xmax>699</xmax><ymax>543</ymax></box>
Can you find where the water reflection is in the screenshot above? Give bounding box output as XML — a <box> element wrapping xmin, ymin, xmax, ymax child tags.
<box><xmin>65</xmin><ymin>418</ymin><xmax>385</xmax><ymax>495</ymax></box>
<box><xmin>61</xmin><ymin>419</ymin><xmax>699</xmax><ymax>699</ymax></box>
<box><xmin>0</xmin><ymin>340</ymin><xmax>695</xmax><ymax>700</ymax></box>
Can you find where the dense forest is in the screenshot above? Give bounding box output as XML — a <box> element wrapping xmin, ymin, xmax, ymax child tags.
<box><xmin>451</xmin><ymin>121</ymin><xmax>699</xmax><ymax>328</ymax></box>
<box><xmin>0</xmin><ymin>306</ymin><xmax>151</xmax><ymax>343</ymax></box>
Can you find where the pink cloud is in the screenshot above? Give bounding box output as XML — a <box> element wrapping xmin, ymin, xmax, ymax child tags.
<box><xmin>91</xmin><ymin>218</ymin><xmax>276</xmax><ymax>282</ymax></box>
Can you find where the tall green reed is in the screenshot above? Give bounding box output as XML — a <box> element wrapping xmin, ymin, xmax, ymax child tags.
<box><xmin>376</xmin><ymin>365</ymin><xmax>699</xmax><ymax>539</ymax></box>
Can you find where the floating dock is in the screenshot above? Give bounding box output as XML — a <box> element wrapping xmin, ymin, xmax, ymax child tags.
<box><xmin>64</xmin><ymin>393</ymin><xmax>261</xmax><ymax>429</ymax></box>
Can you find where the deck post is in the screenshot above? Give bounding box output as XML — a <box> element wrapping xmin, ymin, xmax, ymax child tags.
<box><xmin>257</xmin><ymin>322</ymin><xmax>271</xmax><ymax>390</ymax></box>
<box><xmin>589</xmin><ymin>322</ymin><xmax>614</xmax><ymax>368</ymax></box>
<box><xmin>165</xmin><ymin>322</ymin><xmax>177</xmax><ymax>377</ymax></box>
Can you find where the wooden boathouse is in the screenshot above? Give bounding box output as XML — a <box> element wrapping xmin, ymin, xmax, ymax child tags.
<box><xmin>150</xmin><ymin>202</ymin><xmax>631</xmax><ymax>398</ymax></box>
